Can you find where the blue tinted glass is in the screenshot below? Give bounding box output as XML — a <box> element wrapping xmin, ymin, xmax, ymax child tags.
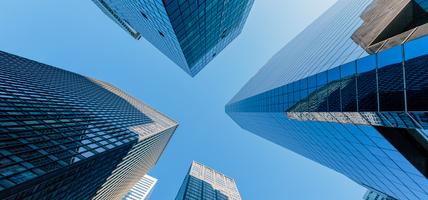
<box><xmin>283</xmin><ymin>85</ymin><xmax>288</xmax><ymax>94</ymax></box>
<box><xmin>341</xmin><ymin>75</ymin><xmax>357</xmax><ymax>112</ymax></box>
<box><xmin>404</xmin><ymin>36</ymin><xmax>428</xmax><ymax>111</ymax></box>
<box><xmin>357</xmin><ymin>54</ymin><xmax>376</xmax><ymax>74</ymax></box>
<box><xmin>317</xmin><ymin>72</ymin><xmax>327</xmax><ymax>87</ymax></box>
<box><xmin>404</xmin><ymin>36</ymin><xmax>428</xmax><ymax>60</ymax></box>
<box><xmin>357</xmin><ymin>55</ymin><xmax>378</xmax><ymax>111</ymax></box>
<box><xmin>293</xmin><ymin>81</ymin><xmax>300</xmax><ymax>92</ymax></box>
<box><xmin>377</xmin><ymin>46</ymin><xmax>405</xmax><ymax>111</ymax></box>
<box><xmin>301</xmin><ymin>89</ymin><xmax>309</xmax><ymax>100</ymax></box>
<box><xmin>378</xmin><ymin>45</ymin><xmax>403</xmax><ymax>68</ymax></box>
<box><xmin>287</xmin><ymin>84</ymin><xmax>293</xmax><ymax>94</ymax></box>
<box><xmin>294</xmin><ymin>91</ymin><xmax>301</xmax><ymax>102</ymax></box>
<box><xmin>327</xmin><ymin>68</ymin><xmax>342</xmax><ymax>112</ymax></box>
<box><xmin>316</xmin><ymin>71</ymin><xmax>328</xmax><ymax>112</ymax></box>
<box><xmin>341</xmin><ymin>61</ymin><xmax>356</xmax><ymax>78</ymax></box>
<box><xmin>300</xmin><ymin>78</ymin><xmax>308</xmax><ymax>91</ymax></box>
<box><xmin>328</xmin><ymin>67</ymin><xmax>341</xmax><ymax>83</ymax></box>
<box><xmin>308</xmin><ymin>75</ymin><xmax>317</xmax><ymax>88</ymax></box>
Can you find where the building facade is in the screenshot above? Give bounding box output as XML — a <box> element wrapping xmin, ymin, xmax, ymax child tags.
<box><xmin>364</xmin><ymin>189</ymin><xmax>396</xmax><ymax>200</ymax></box>
<box><xmin>0</xmin><ymin>51</ymin><xmax>178</xmax><ymax>200</ymax></box>
<box><xmin>226</xmin><ymin>0</ymin><xmax>428</xmax><ymax>199</ymax></box>
<box><xmin>123</xmin><ymin>175</ymin><xmax>157</xmax><ymax>200</ymax></box>
<box><xmin>91</xmin><ymin>0</ymin><xmax>254</xmax><ymax>77</ymax></box>
<box><xmin>175</xmin><ymin>161</ymin><xmax>241</xmax><ymax>200</ymax></box>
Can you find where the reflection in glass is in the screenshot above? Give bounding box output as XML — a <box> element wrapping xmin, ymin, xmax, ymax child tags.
<box><xmin>341</xmin><ymin>62</ymin><xmax>358</xmax><ymax>111</ymax></box>
<box><xmin>404</xmin><ymin>36</ymin><xmax>428</xmax><ymax>111</ymax></box>
<box><xmin>356</xmin><ymin>55</ymin><xmax>378</xmax><ymax>111</ymax></box>
<box><xmin>377</xmin><ymin>46</ymin><xmax>405</xmax><ymax>111</ymax></box>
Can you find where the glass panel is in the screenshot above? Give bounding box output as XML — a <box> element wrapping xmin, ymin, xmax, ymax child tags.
<box><xmin>308</xmin><ymin>87</ymin><xmax>317</xmax><ymax>112</ymax></box>
<box><xmin>317</xmin><ymin>71</ymin><xmax>328</xmax><ymax>87</ymax></box>
<box><xmin>341</xmin><ymin>61</ymin><xmax>357</xmax><ymax>78</ymax></box>
<box><xmin>357</xmin><ymin>54</ymin><xmax>376</xmax><ymax>73</ymax></box>
<box><xmin>300</xmin><ymin>78</ymin><xmax>308</xmax><ymax>91</ymax></box>
<box><xmin>356</xmin><ymin>55</ymin><xmax>378</xmax><ymax>111</ymax></box>
<box><xmin>377</xmin><ymin>45</ymin><xmax>405</xmax><ymax>111</ymax></box>
<box><xmin>316</xmin><ymin>72</ymin><xmax>328</xmax><ymax>111</ymax></box>
<box><xmin>328</xmin><ymin>67</ymin><xmax>341</xmax><ymax>83</ymax></box>
<box><xmin>404</xmin><ymin>36</ymin><xmax>428</xmax><ymax>111</ymax></box>
<box><xmin>328</xmin><ymin>67</ymin><xmax>342</xmax><ymax>112</ymax></box>
<box><xmin>308</xmin><ymin>74</ymin><xmax>317</xmax><ymax>89</ymax></box>
<box><xmin>341</xmin><ymin>61</ymin><xmax>357</xmax><ymax>112</ymax></box>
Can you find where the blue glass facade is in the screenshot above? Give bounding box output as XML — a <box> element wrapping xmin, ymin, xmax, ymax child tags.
<box><xmin>226</xmin><ymin>1</ymin><xmax>428</xmax><ymax>199</ymax></box>
<box><xmin>416</xmin><ymin>0</ymin><xmax>428</xmax><ymax>11</ymax></box>
<box><xmin>92</xmin><ymin>0</ymin><xmax>254</xmax><ymax>77</ymax></box>
<box><xmin>0</xmin><ymin>51</ymin><xmax>178</xmax><ymax>199</ymax></box>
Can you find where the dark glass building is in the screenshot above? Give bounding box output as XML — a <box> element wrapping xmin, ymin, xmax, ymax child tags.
<box><xmin>226</xmin><ymin>0</ymin><xmax>428</xmax><ymax>199</ymax></box>
<box><xmin>175</xmin><ymin>161</ymin><xmax>241</xmax><ymax>200</ymax></box>
<box><xmin>92</xmin><ymin>0</ymin><xmax>255</xmax><ymax>77</ymax></box>
<box><xmin>0</xmin><ymin>51</ymin><xmax>178</xmax><ymax>200</ymax></box>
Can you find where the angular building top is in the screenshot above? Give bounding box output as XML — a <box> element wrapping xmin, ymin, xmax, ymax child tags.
<box><xmin>0</xmin><ymin>51</ymin><xmax>177</xmax><ymax>200</ymax></box>
<box><xmin>175</xmin><ymin>161</ymin><xmax>241</xmax><ymax>200</ymax></box>
<box><xmin>363</xmin><ymin>189</ymin><xmax>397</xmax><ymax>200</ymax></box>
<box><xmin>226</xmin><ymin>1</ymin><xmax>428</xmax><ymax>200</ymax></box>
<box><xmin>123</xmin><ymin>175</ymin><xmax>157</xmax><ymax>200</ymax></box>
<box><xmin>92</xmin><ymin>0</ymin><xmax>255</xmax><ymax>77</ymax></box>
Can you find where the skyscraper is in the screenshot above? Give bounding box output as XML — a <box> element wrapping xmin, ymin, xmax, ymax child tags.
<box><xmin>175</xmin><ymin>161</ymin><xmax>241</xmax><ymax>200</ymax></box>
<box><xmin>363</xmin><ymin>189</ymin><xmax>396</xmax><ymax>200</ymax></box>
<box><xmin>226</xmin><ymin>0</ymin><xmax>428</xmax><ymax>199</ymax></box>
<box><xmin>91</xmin><ymin>0</ymin><xmax>255</xmax><ymax>77</ymax></box>
<box><xmin>0</xmin><ymin>51</ymin><xmax>178</xmax><ymax>200</ymax></box>
<box><xmin>123</xmin><ymin>175</ymin><xmax>157</xmax><ymax>200</ymax></box>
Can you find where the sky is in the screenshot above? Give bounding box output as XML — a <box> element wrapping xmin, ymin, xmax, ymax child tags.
<box><xmin>0</xmin><ymin>0</ymin><xmax>367</xmax><ymax>199</ymax></box>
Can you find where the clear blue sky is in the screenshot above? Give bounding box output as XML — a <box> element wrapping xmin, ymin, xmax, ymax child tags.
<box><xmin>0</xmin><ymin>1</ymin><xmax>367</xmax><ymax>199</ymax></box>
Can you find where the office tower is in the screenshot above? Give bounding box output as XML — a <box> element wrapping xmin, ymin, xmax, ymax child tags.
<box><xmin>123</xmin><ymin>175</ymin><xmax>157</xmax><ymax>200</ymax></box>
<box><xmin>0</xmin><ymin>51</ymin><xmax>178</xmax><ymax>200</ymax></box>
<box><xmin>175</xmin><ymin>161</ymin><xmax>241</xmax><ymax>200</ymax></box>
<box><xmin>363</xmin><ymin>189</ymin><xmax>396</xmax><ymax>200</ymax></box>
<box><xmin>92</xmin><ymin>0</ymin><xmax>254</xmax><ymax>77</ymax></box>
<box><xmin>226</xmin><ymin>0</ymin><xmax>428</xmax><ymax>199</ymax></box>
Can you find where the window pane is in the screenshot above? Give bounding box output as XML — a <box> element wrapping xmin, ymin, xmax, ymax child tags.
<box><xmin>404</xmin><ymin>36</ymin><xmax>428</xmax><ymax>111</ymax></box>
<box><xmin>377</xmin><ymin>45</ymin><xmax>405</xmax><ymax>111</ymax></box>
<box><xmin>356</xmin><ymin>55</ymin><xmax>378</xmax><ymax>111</ymax></box>
<box><xmin>328</xmin><ymin>67</ymin><xmax>342</xmax><ymax>112</ymax></box>
<box><xmin>316</xmin><ymin>72</ymin><xmax>328</xmax><ymax>111</ymax></box>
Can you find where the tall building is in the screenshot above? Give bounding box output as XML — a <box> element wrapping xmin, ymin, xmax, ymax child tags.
<box><xmin>175</xmin><ymin>161</ymin><xmax>241</xmax><ymax>200</ymax></box>
<box><xmin>123</xmin><ymin>175</ymin><xmax>157</xmax><ymax>200</ymax></box>
<box><xmin>0</xmin><ymin>51</ymin><xmax>178</xmax><ymax>200</ymax></box>
<box><xmin>91</xmin><ymin>0</ymin><xmax>254</xmax><ymax>77</ymax></box>
<box><xmin>226</xmin><ymin>0</ymin><xmax>428</xmax><ymax>199</ymax></box>
<box><xmin>363</xmin><ymin>189</ymin><xmax>396</xmax><ymax>200</ymax></box>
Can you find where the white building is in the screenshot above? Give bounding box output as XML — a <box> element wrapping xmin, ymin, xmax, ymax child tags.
<box><xmin>123</xmin><ymin>175</ymin><xmax>158</xmax><ymax>200</ymax></box>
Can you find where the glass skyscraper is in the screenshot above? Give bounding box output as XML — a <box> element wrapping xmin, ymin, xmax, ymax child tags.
<box><xmin>0</xmin><ymin>51</ymin><xmax>178</xmax><ymax>200</ymax></box>
<box><xmin>226</xmin><ymin>0</ymin><xmax>428</xmax><ymax>199</ymax></box>
<box><xmin>175</xmin><ymin>161</ymin><xmax>241</xmax><ymax>200</ymax></box>
<box><xmin>123</xmin><ymin>175</ymin><xmax>157</xmax><ymax>200</ymax></box>
<box><xmin>364</xmin><ymin>189</ymin><xmax>396</xmax><ymax>200</ymax></box>
<box><xmin>92</xmin><ymin>0</ymin><xmax>255</xmax><ymax>77</ymax></box>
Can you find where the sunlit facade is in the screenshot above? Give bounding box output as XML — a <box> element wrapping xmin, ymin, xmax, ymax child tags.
<box><xmin>0</xmin><ymin>51</ymin><xmax>178</xmax><ymax>200</ymax></box>
<box><xmin>123</xmin><ymin>175</ymin><xmax>157</xmax><ymax>200</ymax></box>
<box><xmin>226</xmin><ymin>1</ymin><xmax>428</xmax><ymax>199</ymax></box>
<box><xmin>92</xmin><ymin>0</ymin><xmax>255</xmax><ymax>77</ymax></box>
<box><xmin>175</xmin><ymin>161</ymin><xmax>241</xmax><ymax>200</ymax></box>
